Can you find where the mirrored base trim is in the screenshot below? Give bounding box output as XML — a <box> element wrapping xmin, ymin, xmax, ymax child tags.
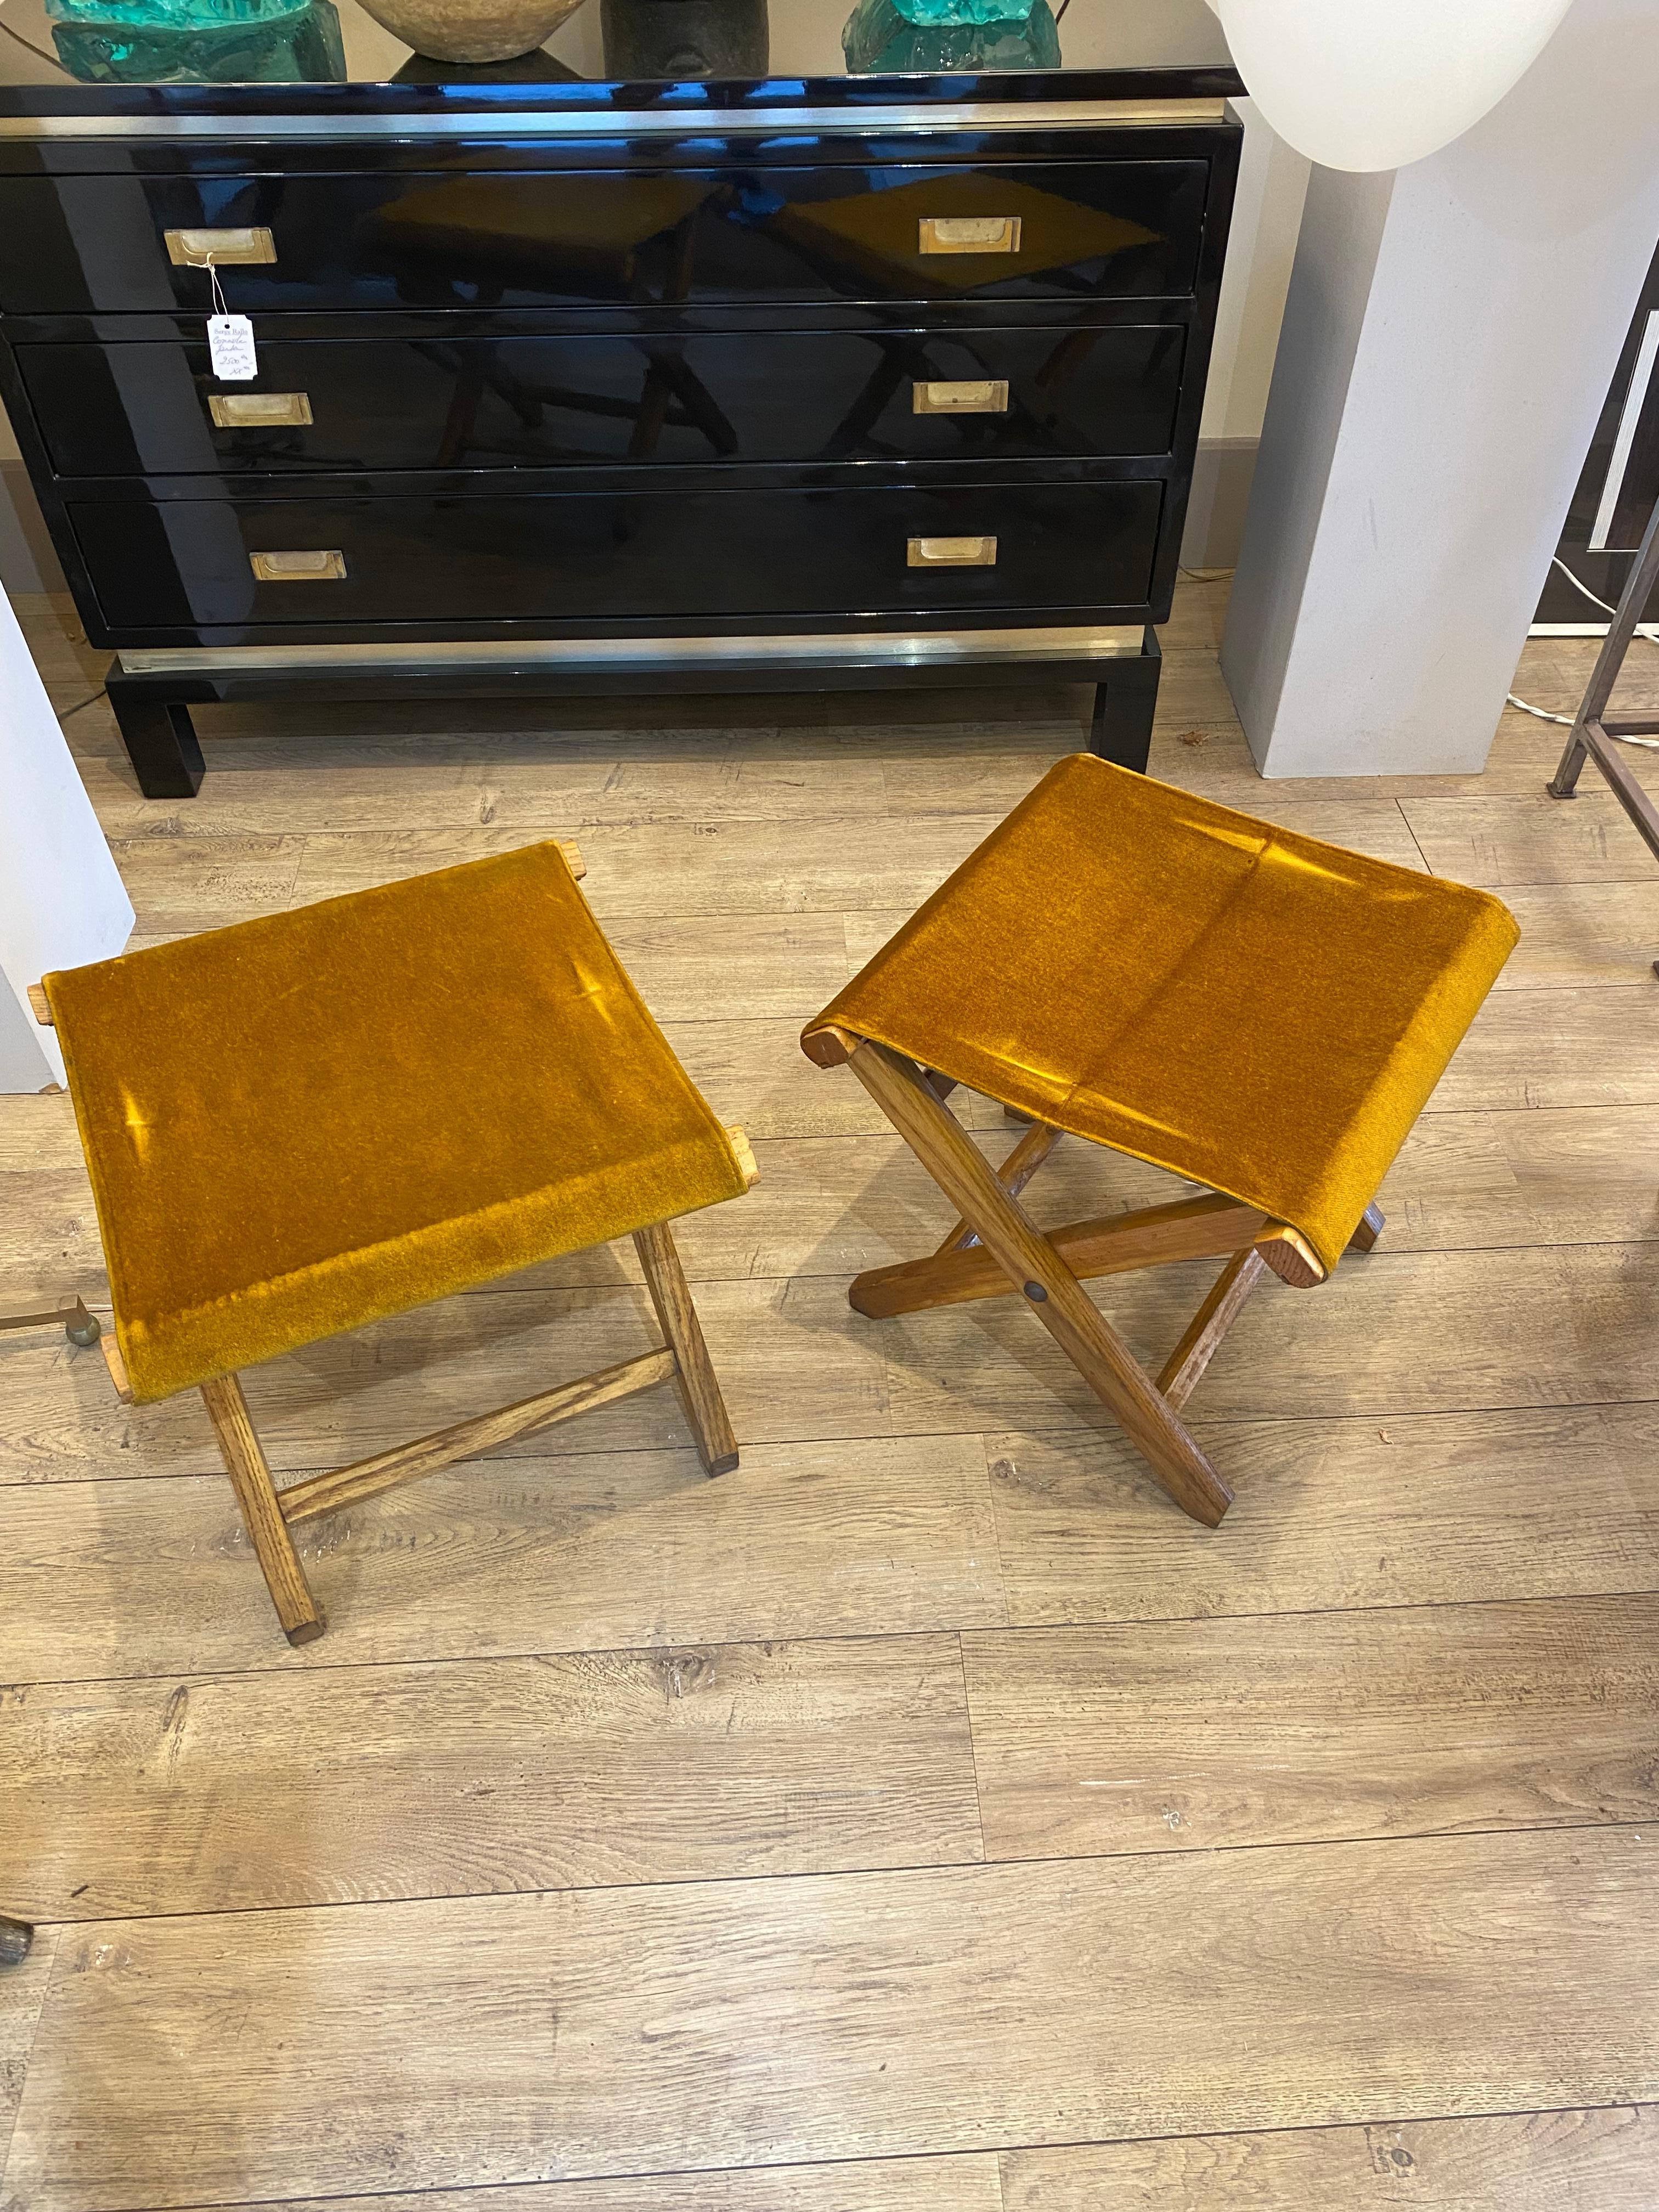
<box><xmin>119</xmin><ymin>624</ymin><xmax>1147</xmax><ymax>679</ymax></box>
<box><xmin>0</xmin><ymin>99</ymin><xmax>1227</xmax><ymax>142</ymax></box>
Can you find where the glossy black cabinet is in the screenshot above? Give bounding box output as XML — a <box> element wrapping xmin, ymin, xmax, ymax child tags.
<box><xmin>72</xmin><ymin>479</ymin><xmax>1163</xmax><ymax>631</ymax></box>
<box><xmin>0</xmin><ymin>162</ymin><xmax>1209</xmax><ymax>315</ymax></box>
<box><xmin>0</xmin><ymin>65</ymin><xmax>1242</xmax><ymax>794</ymax></box>
<box><xmin>21</xmin><ymin>325</ymin><xmax>1187</xmax><ymax>476</ymax></box>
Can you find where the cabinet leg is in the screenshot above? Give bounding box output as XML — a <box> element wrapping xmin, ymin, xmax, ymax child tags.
<box><xmin>108</xmin><ymin>677</ymin><xmax>205</xmax><ymax>800</ymax></box>
<box><xmin>1088</xmin><ymin>629</ymin><xmax>1162</xmax><ymax>774</ymax></box>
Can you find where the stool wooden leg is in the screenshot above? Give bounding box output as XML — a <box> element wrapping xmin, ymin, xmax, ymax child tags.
<box><xmin>200</xmin><ymin>1374</ymin><xmax>325</xmax><ymax>1645</ymax></box>
<box><xmin>1348</xmin><ymin>1203</ymin><xmax>1386</xmax><ymax>1253</ymax></box>
<box><xmin>847</xmin><ymin>1041</ymin><xmax>1233</xmax><ymax>1528</ymax></box>
<box><xmin>634</xmin><ymin>1223</ymin><xmax>739</xmax><ymax>1477</ymax></box>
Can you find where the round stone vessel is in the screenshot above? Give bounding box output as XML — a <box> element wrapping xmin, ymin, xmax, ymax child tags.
<box><xmin>358</xmin><ymin>0</ymin><xmax>586</xmax><ymax>64</ymax></box>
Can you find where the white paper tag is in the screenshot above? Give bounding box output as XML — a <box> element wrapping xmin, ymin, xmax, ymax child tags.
<box><xmin>207</xmin><ymin>314</ymin><xmax>257</xmax><ymax>381</ymax></box>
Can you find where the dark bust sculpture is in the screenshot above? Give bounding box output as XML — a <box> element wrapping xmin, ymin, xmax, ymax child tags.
<box><xmin>601</xmin><ymin>0</ymin><xmax>769</xmax><ymax>77</ymax></box>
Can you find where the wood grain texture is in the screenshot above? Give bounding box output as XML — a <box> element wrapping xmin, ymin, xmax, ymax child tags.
<box><xmin>0</xmin><ymin>1434</ymin><xmax>1006</xmax><ymax>1681</ymax></box>
<box><xmin>291</xmin><ymin>814</ymin><xmax>1002</xmax><ymax>921</ymax></box>
<box><xmin>1433</xmin><ymin>989</ymin><xmax>1659</xmax><ymax>1111</ymax></box>
<box><xmin>850</xmin><ymin>1195</ymin><xmax>1267</xmax><ymax>1321</ymax></box>
<box><xmin>0</xmin><ymin>1922</ymin><xmax>58</xmax><ymax>2181</ymax></box>
<box><xmin>1001</xmin><ymin>2106</ymin><xmax>1659</xmax><ymax>2210</ymax></box>
<box><xmin>12</xmin><ymin>1831</ymin><xmax>1658</xmax><ymax>2210</ymax></box>
<box><xmin>634</xmin><ymin>1224</ymin><xmax>738</xmax><ymax>1475</ymax></box>
<box><xmin>985</xmin><ymin>1405</ymin><xmax>1659</xmax><ymax>1626</ymax></box>
<box><xmin>0</xmin><ymin>1634</ymin><xmax>981</xmax><ymax>1918</ymax></box>
<box><xmin>278</xmin><ymin>1349</ymin><xmax>679</xmax><ymax>1525</ymax></box>
<box><xmin>262</xmin><ymin>2157</ymin><xmax>1004</xmax><ymax>2212</ymax></box>
<box><xmin>6</xmin><ymin>586</ymin><xmax>1659</xmax><ymax>2212</ymax></box>
<box><xmin>880</xmin><ymin>1243</ymin><xmax>1643</xmax><ymax>1439</ymax></box>
<box><xmin>200</xmin><ymin>1373</ymin><xmax>322</xmax><ymax>1644</ymax></box>
<box><xmin>963</xmin><ymin>1596</ymin><xmax>1659</xmax><ymax>1859</ymax></box>
<box><xmin>1157</xmin><ymin>1246</ymin><xmax>1269</xmax><ymax>1408</ymax></box>
<box><xmin>0</xmin><ymin>1105</ymin><xmax>1544</xmax><ymax>1313</ymax></box>
<box><xmin>847</xmin><ymin>1042</ymin><xmax>1230</xmax><ymax>1527</ymax></box>
<box><xmin>1493</xmin><ymin>1103</ymin><xmax>1659</xmax><ymax>1245</ymax></box>
<box><xmin>1402</xmin><ymin>794</ymin><xmax>1659</xmax><ymax>888</ymax></box>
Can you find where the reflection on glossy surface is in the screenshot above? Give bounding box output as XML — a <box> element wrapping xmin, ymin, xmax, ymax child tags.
<box><xmin>842</xmin><ymin>0</ymin><xmax>1059</xmax><ymax>74</ymax></box>
<box><xmin>20</xmin><ymin>325</ymin><xmax>1186</xmax><ymax>476</ymax></box>
<box><xmin>0</xmin><ymin>162</ymin><xmax>1199</xmax><ymax>314</ymax></box>
<box><xmin>601</xmin><ymin>0</ymin><xmax>768</xmax><ymax>77</ymax></box>
<box><xmin>70</xmin><ymin>479</ymin><xmax>1163</xmax><ymax>633</ymax></box>
<box><xmin>48</xmin><ymin>0</ymin><xmax>344</xmax><ymax>78</ymax></box>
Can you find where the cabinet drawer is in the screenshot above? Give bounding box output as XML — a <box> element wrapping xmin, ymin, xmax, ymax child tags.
<box><xmin>0</xmin><ymin>162</ymin><xmax>1207</xmax><ymax>314</ymax></box>
<box><xmin>20</xmin><ymin>325</ymin><xmax>1187</xmax><ymax>477</ymax></box>
<box><xmin>69</xmin><ymin>482</ymin><xmax>1164</xmax><ymax>634</ymax></box>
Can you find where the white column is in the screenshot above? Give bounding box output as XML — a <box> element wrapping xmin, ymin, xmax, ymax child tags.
<box><xmin>0</xmin><ymin>590</ymin><xmax>133</xmax><ymax>1091</ymax></box>
<box><xmin>1222</xmin><ymin>0</ymin><xmax>1659</xmax><ymax>777</ymax></box>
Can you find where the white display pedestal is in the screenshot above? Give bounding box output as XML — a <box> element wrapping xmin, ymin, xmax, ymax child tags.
<box><xmin>0</xmin><ymin>591</ymin><xmax>133</xmax><ymax>1091</ymax></box>
<box><xmin>1222</xmin><ymin>0</ymin><xmax>1659</xmax><ymax>778</ymax></box>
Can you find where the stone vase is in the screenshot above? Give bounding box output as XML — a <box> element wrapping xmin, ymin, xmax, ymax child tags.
<box><xmin>358</xmin><ymin>0</ymin><xmax>586</xmax><ymax>64</ymax></box>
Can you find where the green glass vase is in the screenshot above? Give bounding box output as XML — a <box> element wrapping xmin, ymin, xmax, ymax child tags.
<box><xmin>842</xmin><ymin>0</ymin><xmax>1062</xmax><ymax>73</ymax></box>
<box><xmin>48</xmin><ymin>0</ymin><xmax>346</xmax><ymax>81</ymax></box>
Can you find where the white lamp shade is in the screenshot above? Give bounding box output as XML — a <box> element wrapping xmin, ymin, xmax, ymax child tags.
<box><xmin>1207</xmin><ymin>0</ymin><xmax>1576</xmax><ymax>170</ymax></box>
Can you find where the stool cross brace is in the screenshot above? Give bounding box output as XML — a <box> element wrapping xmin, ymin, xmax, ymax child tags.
<box><xmin>836</xmin><ymin>1037</ymin><xmax>1382</xmax><ymax>1526</ymax></box>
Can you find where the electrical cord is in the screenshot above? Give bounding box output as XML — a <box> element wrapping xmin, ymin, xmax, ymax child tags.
<box><xmin>1506</xmin><ymin>552</ymin><xmax>1659</xmax><ymax>741</ymax></box>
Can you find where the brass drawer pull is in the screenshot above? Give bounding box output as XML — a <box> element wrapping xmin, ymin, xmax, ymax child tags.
<box><xmin>209</xmin><ymin>391</ymin><xmax>312</xmax><ymax>428</ymax></box>
<box><xmin>914</xmin><ymin>379</ymin><xmax>1010</xmax><ymax>416</ymax></box>
<box><xmin>249</xmin><ymin>549</ymin><xmax>346</xmax><ymax>582</ymax></box>
<box><xmin>918</xmin><ymin>216</ymin><xmax>1023</xmax><ymax>256</ymax></box>
<box><xmin>165</xmin><ymin>226</ymin><xmax>276</xmax><ymax>267</ymax></box>
<box><xmin>908</xmin><ymin>535</ymin><xmax>998</xmax><ymax>568</ymax></box>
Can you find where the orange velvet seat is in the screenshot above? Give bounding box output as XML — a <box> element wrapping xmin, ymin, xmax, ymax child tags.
<box><xmin>804</xmin><ymin>754</ymin><xmax>1516</xmax><ymax>1276</ymax></box>
<box><xmin>802</xmin><ymin>755</ymin><xmax>1517</xmax><ymax>1527</ymax></box>
<box><xmin>41</xmin><ymin>840</ymin><xmax>753</xmax><ymax>1643</ymax></box>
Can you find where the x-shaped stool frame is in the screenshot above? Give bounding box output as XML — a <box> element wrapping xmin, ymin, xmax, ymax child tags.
<box><xmin>822</xmin><ymin>1030</ymin><xmax>1383</xmax><ymax>1525</ymax></box>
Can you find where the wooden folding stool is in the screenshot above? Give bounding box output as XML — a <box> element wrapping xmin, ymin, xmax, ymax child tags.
<box><xmin>803</xmin><ymin>755</ymin><xmax>1518</xmax><ymax>1525</ymax></box>
<box><xmin>35</xmin><ymin>840</ymin><xmax>755</xmax><ymax>1643</ymax></box>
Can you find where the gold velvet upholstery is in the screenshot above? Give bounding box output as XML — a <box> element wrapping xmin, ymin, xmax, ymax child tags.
<box><xmin>47</xmin><ymin>843</ymin><xmax>749</xmax><ymax>1404</ymax></box>
<box><xmin>803</xmin><ymin>755</ymin><xmax>1517</xmax><ymax>1273</ymax></box>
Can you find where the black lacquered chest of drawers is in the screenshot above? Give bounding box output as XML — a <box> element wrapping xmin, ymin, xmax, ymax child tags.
<box><xmin>0</xmin><ymin>11</ymin><xmax>1242</xmax><ymax>797</ymax></box>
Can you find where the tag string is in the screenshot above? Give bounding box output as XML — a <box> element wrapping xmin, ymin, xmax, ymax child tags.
<box><xmin>207</xmin><ymin>252</ymin><xmax>229</xmax><ymax>321</ymax></box>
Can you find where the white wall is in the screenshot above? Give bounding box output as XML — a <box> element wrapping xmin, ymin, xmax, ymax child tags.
<box><xmin>1224</xmin><ymin>0</ymin><xmax>1659</xmax><ymax>776</ymax></box>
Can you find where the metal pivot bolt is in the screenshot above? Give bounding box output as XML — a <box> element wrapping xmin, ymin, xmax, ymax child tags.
<box><xmin>1023</xmin><ymin>1281</ymin><xmax>1049</xmax><ymax>1302</ymax></box>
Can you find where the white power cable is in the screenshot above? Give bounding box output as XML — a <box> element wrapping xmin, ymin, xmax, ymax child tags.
<box><xmin>1507</xmin><ymin>555</ymin><xmax>1659</xmax><ymax>740</ymax></box>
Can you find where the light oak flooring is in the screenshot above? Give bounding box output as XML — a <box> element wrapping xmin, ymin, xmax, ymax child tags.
<box><xmin>4</xmin><ymin>585</ymin><xmax>1659</xmax><ymax>2211</ymax></box>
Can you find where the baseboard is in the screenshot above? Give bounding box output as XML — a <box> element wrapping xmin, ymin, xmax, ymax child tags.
<box><xmin>0</xmin><ymin>460</ymin><xmax>64</xmax><ymax>594</ymax></box>
<box><xmin>1180</xmin><ymin>435</ymin><xmax>1259</xmax><ymax>573</ymax></box>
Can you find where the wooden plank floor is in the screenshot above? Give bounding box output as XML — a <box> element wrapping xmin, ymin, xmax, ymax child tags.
<box><xmin>3</xmin><ymin>583</ymin><xmax>1657</xmax><ymax>2211</ymax></box>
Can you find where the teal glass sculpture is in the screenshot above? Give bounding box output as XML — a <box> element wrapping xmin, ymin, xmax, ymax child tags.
<box><xmin>48</xmin><ymin>0</ymin><xmax>345</xmax><ymax>79</ymax></box>
<box><xmin>843</xmin><ymin>0</ymin><xmax>1061</xmax><ymax>72</ymax></box>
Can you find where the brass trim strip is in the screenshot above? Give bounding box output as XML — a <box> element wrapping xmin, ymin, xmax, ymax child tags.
<box><xmin>915</xmin><ymin>379</ymin><xmax>1009</xmax><ymax>416</ymax></box>
<box><xmin>117</xmin><ymin>623</ymin><xmax>1146</xmax><ymax>679</ymax></box>
<box><xmin>209</xmin><ymin>391</ymin><xmax>313</xmax><ymax>427</ymax></box>
<box><xmin>249</xmin><ymin>549</ymin><xmax>346</xmax><ymax>581</ymax></box>
<box><xmin>165</xmin><ymin>225</ymin><xmax>275</xmax><ymax>266</ymax></box>
<box><xmin>0</xmin><ymin>98</ymin><xmax>1230</xmax><ymax>143</ymax></box>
